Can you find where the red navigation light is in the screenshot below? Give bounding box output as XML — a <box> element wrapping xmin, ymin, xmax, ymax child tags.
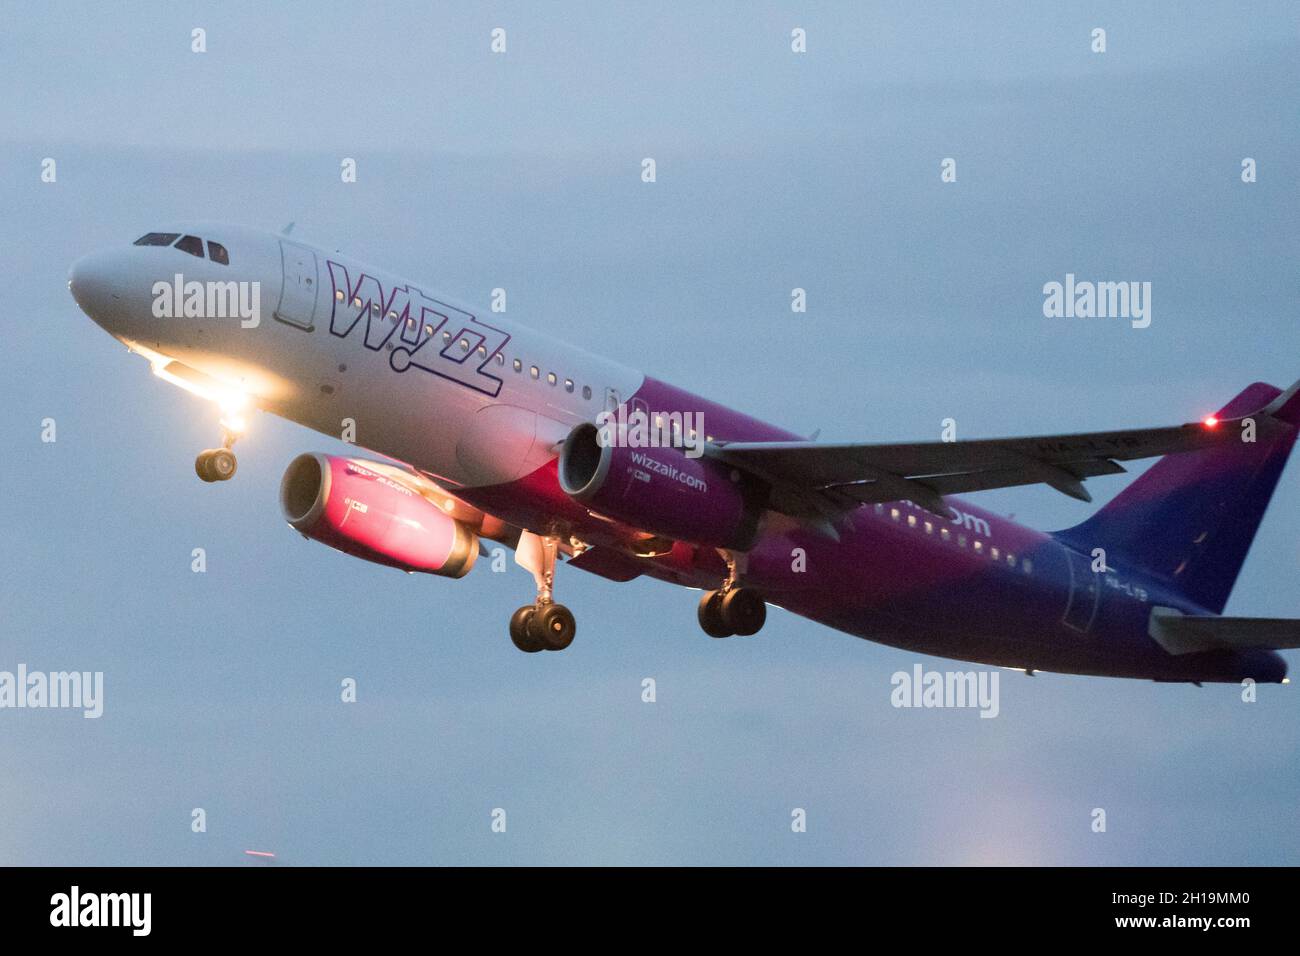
<box><xmin>1202</xmin><ymin>416</ymin><xmax>1219</xmax><ymax>428</ymax></box>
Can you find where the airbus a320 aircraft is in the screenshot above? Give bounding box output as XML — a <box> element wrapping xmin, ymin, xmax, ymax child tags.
<box><xmin>69</xmin><ymin>224</ymin><xmax>1300</xmax><ymax>681</ymax></box>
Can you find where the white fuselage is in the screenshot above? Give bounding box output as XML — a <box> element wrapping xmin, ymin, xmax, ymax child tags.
<box><xmin>71</xmin><ymin>222</ymin><xmax>643</xmax><ymax>492</ymax></box>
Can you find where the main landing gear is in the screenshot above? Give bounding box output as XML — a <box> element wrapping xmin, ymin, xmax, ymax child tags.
<box><xmin>510</xmin><ymin>532</ymin><xmax>577</xmax><ymax>653</ymax></box>
<box><xmin>697</xmin><ymin>553</ymin><xmax>766</xmax><ymax>638</ymax></box>
<box><xmin>195</xmin><ymin>422</ymin><xmax>241</xmax><ymax>483</ymax></box>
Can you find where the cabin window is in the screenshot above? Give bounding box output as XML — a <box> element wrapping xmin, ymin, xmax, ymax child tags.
<box><xmin>530</xmin><ymin>365</ymin><xmax>539</xmax><ymax>380</ymax></box>
<box><xmin>513</xmin><ymin>359</ymin><xmax>522</xmax><ymax>372</ymax></box>
<box><xmin>564</xmin><ymin>378</ymin><xmax>574</xmax><ymax>393</ymax></box>
<box><xmin>582</xmin><ymin>386</ymin><xmax>592</xmax><ymax>400</ymax></box>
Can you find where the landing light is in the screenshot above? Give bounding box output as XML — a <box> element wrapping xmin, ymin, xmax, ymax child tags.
<box><xmin>219</xmin><ymin>392</ymin><xmax>250</xmax><ymax>416</ymax></box>
<box><xmin>150</xmin><ymin>359</ymin><xmax>252</xmax><ymax>434</ymax></box>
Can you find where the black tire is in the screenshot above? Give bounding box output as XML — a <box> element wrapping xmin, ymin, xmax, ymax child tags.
<box><xmin>509</xmin><ymin>606</ymin><xmax>544</xmax><ymax>653</ymax></box>
<box><xmin>720</xmin><ymin>588</ymin><xmax>766</xmax><ymax>636</ymax></box>
<box><xmin>529</xmin><ymin>603</ymin><xmax>576</xmax><ymax>651</ymax></box>
<box><xmin>697</xmin><ymin>590</ymin><xmax>732</xmax><ymax>638</ymax></box>
<box><xmin>208</xmin><ymin>448</ymin><xmax>238</xmax><ymax>481</ymax></box>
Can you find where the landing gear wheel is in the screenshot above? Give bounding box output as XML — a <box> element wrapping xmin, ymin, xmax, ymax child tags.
<box><xmin>720</xmin><ymin>588</ymin><xmax>766</xmax><ymax>636</ymax></box>
<box><xmin>195</xmin><ymin>448</ymin><xmax>237</xmax><ymax>482</ymax></box>
<box><xmin>509</xmin><ymin>606</ymin><xmax>544</xmax><ymax>653</ymax></box>
<box><xmin>510</xmin><ymin>533</ymin><xmax>578</xmax><ymax>653</ymax></box>
<box><xmin>698</xmin><ymin>590</ymin><xmax>732</xmax><ymax>638</ymax></box>
<box><xmin>529</xmin><ymin>603</ymin><xmax>576</xmax><ymax>651</ymax></box>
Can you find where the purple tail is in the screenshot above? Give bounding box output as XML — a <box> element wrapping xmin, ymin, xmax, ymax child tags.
<box><xmin>1054</xmin><ymin>383</ymin><xmax>1298</xmax><ymax>614</ymax></box>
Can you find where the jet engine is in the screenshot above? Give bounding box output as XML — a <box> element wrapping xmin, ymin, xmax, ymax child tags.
<box><xmin>279</xmin><ymin>453</ymin><xmax>478</xmax><ymax>577</ymax></box>
<box><xmin>557</xmin><ymin>423</ymin><xmax>766</xmax><ymax>551</ymax></box>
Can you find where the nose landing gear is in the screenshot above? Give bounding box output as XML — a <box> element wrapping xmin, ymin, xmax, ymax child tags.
<box><xmin>196</xmin><ymin>423</ymin><xmax>241</xmax><ymax>483</ymax></box>
<box><xmin>509</xmin><ymin>532</ymin><xmax>577</xmax><ymax>653</ymax></box>
<box><xmin>195</xmin><ymin>446</ymin><xmax>237</xmax><ymax>482</ymax></box>
<box><xmin>697</xmin><ymin>553</ymin><xmax>766</xmax><ymax>638</ymax></box>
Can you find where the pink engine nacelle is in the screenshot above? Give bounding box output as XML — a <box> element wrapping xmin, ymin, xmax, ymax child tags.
<box><xmin>279</xmin><ymin>453</ymin><xmax>478</xmax><ymax>577</ymax></box>
<box><xmin>558</xmin><ymin>423</ymin><xmax>767</xmax><ymax>552</ymax></box>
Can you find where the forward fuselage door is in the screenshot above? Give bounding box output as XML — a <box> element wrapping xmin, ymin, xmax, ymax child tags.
<box><xmin>276</xmin><ymin>240</ymin><xmax>319</xmax><ymax>330</ymax></box>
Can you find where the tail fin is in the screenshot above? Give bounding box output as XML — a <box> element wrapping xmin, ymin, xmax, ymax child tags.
<box><xmin>1054</xmin><ymin>382</ymin><xmax>1299</xmax><ymax>613</ymax></box>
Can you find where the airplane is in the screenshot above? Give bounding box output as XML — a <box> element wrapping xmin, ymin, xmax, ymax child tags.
<box><xmin>68</xmin><ymin>222</ymin><xmax>1300</xmax><ymax>681</ymax></box>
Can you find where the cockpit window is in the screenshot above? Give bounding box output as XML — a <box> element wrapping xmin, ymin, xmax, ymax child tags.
<box><xmin>207</xmin><ymin>241</ymin><xmax>229</xmax><ymax>265</ymax></box>
<box><xmin>174</xmin><ymin>235</ymin><xmax>205</xmax><ymax>258</ymax></box>
<box><xmin>134</xmin><ymin>232</ymin><xmax>181</xmax><ymax>246</ymax></box>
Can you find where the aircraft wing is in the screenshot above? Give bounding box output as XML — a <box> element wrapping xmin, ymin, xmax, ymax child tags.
<box><xmin>713</xmin><ymin>382</ymin><xmax>1300</xmax><ymax>522</ymax></box>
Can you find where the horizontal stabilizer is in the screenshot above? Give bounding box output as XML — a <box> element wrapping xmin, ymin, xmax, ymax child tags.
<box><xmin>1149</xmin><ymin>606</ymin><xmax>1300</xmax><ymax>656</ymax></box>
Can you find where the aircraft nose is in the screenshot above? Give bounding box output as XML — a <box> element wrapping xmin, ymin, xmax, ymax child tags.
<box><xmin>68</xmin><ymin>250</ymin><xmax>127</xmax><ymax>328</ymax></box>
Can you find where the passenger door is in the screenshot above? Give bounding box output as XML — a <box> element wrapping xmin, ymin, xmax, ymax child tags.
<box><xmin>275</xmin><ymin>240</ymin><xmax>318</xmax><ymax>330</ymax></box>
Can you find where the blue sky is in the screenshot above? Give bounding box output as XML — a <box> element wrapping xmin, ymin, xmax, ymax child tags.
<box><xmin>1</xmin><ymin>1</ymin><xmax>1298</xmax><ymax>864</ymax></box>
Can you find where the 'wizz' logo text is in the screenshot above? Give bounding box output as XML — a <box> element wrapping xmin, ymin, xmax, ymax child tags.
<box><xmin>326</xmin><ymin>260</ymin><xmax>510</xmax><ymax>397</ymax></box>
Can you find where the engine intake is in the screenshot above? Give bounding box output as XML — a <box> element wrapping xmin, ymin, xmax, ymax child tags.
<box><xmin>558</xmin><ymin>423</ymin><xmax>765</xmax><ymax>551</ymax></box>
<box><xmin>280</xmin><ymin>453</ymin><xmax>477</xmax><ymax>577</ymax></box>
